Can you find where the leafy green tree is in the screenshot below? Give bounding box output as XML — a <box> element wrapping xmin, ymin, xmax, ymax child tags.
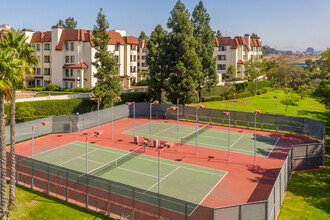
<box><xmin>167</xmin><ymin>0</ymin><xmax>202</xmax><ymax>104</ymax></box>
<box><xmin>0</xmin><ymin>29</ymin><xmax>37</xmax><ymax>208</ymax></box>
<box><xmin>297</xmin><ymin>84</ymin><xmax>314</xmax><ymax>106</ymax></box>
<box><xmin>215</xmin><ymin>30</ymin><xmax>222</xmax><ymax>37</ymax></box>
<box><xmin>321</xmin><ymin>48</ymin><xmax>330</xmax><ymax>76</ymax></box>
<box><xmin>281</xmin><ymin>88</ymin><xmax>299</xmax><ymax>115</ymax></box>
<box><xmin>146</xmin><ymin>25</ymin><xmax>168</xmax><ymax>102</ymax></box>
<box><xmin>244</xmin><ymin>58</ymin><xmax>265</xmax><ymax>95</ymax></box>
<box><xmin>57</xmin><ymin>17</ymin><xmax>77</xmax><ymax>30</ymax></box>
<box><xmin>316</xmin><ymin>79</ymin><xmax>330</xmax><ymax>108</ymax></box>
<box><xmin>192</xmin><ymin>0</ymin><xmax>217</xmax><ymax>101</ymax></box>
<box><xmin>251</xmin><ymin>33</ymin><xmax>259</xmax><ymax>39</ymax></box>
<box><xmin>266</xmin><ymin>64</ymin><xmax>307</xmax><ymax>88</ymax></box>
<box><xmin>138</xmin><ymin>31</ymin><xmax>148</xmax><ymax>42</ymax></box>
<box><xmin>92</xmin><ymin>8</ymin><xmax>121</xmax><ymax>108</ymax></box>
<box><xmin>227</xmin><ymin>64</ymin><xmax>236</xmax><ymax>76</ymax></box>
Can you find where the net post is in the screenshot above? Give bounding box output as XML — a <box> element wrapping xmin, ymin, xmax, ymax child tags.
<box><xmin>47</xmin><ymin>164</ymin><xmax>50</xmax><ymax>194</ymax></box>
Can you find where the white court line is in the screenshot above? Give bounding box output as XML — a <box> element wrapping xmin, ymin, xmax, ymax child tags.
<box><xmin>152</xmin><ymin>124</ymin><xmax>177</xmax><ymax>137</ymax></box>
<box><xmin>267</xmin><ymin>138</ymin><xmax>280</xmax><ymax>158</ymax></box>
<box><xmin>32</xmin><ymin>141</ymin><xmax>82</xmax><ymax>158</ymax></box>
<box><xmin>58</xmin><ymin>149</ymin><xmax>98</xmax><ymax>166</ymax></box>
<box><xmin>123</xmin><ymin>121</ymin><xmax>150</xmax><ymax>133</ymax></box>
<box><xmin>147</xmin><ymin>167</ymin><xmax>180</xmax><ymax>191</ymax></box>
<box><xmin>230</xmin><ymin>135</ymin><xmax>244</xmax><ymax>148</ymax></box>
<box><xmin>190</xmin><ymin>172</ymin><xmax>229</xmax><ymax>214</ymax></box>
<box><xmin>76</xmin><ymin>157</ymin><xmax>159</xmax><ymax>179</ymax></box>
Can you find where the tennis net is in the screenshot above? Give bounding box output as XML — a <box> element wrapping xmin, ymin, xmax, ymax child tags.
<box><xmin>79</xmin><ymin>146</ymin><xmax>146</xmax><ymax>180</ymax></box>
<box><xmin>180</xmin><ymin>122</ymin><xmax>212</xmax><ymax>145</ymax></box>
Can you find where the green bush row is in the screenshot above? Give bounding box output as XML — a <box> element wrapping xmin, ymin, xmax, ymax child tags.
<box><xmin>119</xmin><ymin>92</ymin><xmax>149</xmax><ymax>104</ymax></box>
<box><xmin>25</xmin><ymin>86</ymin><xmax>92</xmax><ymax>93</ymax></box>
<box><xmin>234</xmin><ymin>80</ymin><xmax>273</xmax><ymax>93</ymax></box>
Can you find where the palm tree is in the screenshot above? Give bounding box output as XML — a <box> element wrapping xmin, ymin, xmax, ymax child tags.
<box><xmin>0</xmin><ymin>30</ymin><xmax>36</xmax><ymax>208</ymax></box>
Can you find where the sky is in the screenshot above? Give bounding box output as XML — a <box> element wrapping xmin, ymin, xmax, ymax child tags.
<box><xmin>1</xmin><ymin>0</ymin><xmax>329</xmax><ymax>51</ymax></box>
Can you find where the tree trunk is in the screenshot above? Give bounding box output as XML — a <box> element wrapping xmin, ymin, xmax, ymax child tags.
<box><xmin>9</xmin><ymin>86</ymin><xmax>16</xmax><ymax>208</ymax></box>
<box><xmin>0</xmin><ymin>90</ymin><xmax>9</xmax><ymax>219</ymax></box>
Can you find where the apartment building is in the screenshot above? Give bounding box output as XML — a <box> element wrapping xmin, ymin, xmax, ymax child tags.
<box><xmin>0</xmin><ymin>24</ymin><xmax>12</xmax><ymax>32</ymax></box>
<box><xmin>22</xmin><ymin>26</ymin><xmax>138</xmax><ymax>89</ymax></box>
<box><xmin>214</xmin><ymin>34</ymin><xmax>262</xmax><ymax>83</ymax></box>
<box><xmin>137</xmin><ymin>40</ymin><xmax>148</xmax><ymax>73</ymax></box>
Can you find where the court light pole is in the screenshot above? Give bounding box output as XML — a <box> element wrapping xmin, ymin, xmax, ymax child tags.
<box><xmin>254</xmin><ymin>110</ymin><xmax>261</xmax><ymax>166</ymax></box>
<box><xmin>31</xmin><ymin>121</ymin><xmax>50</xmax><ymax>189</ymax></box>
<box><xmin>223</xmin><ymin>112</ymin><xmax>230</xmax><ymax>161</ymax></box>
<box><xmin>195</xmin><ymin>105</ymin><xmax>204</xmax><ymax>155</ymax></box>
<box><xmin>150</xmin><ymin>101</ymin><xmax>159</xmax><ymax>147</ymax></box>
<box><xmin>231</xmin><ymin>93</ymin><xmax>236</xmax><ymax>111</ymax></box>
<box><xmin>126</xmin><ymin>102</ymin><xmax>136</xmax><ymax>138</ymax></box>
<box><xmin>170</xmin><ymin>106</ymin><xmax>179</xmax><ymax>151</ymax></box>
<box><xmin>194</xmin><ymin>91</ymin><xmax>199</xmax><ymax>103</ymax></box>
<box><xmin>157</xmin><ymin>147</ymin><xmax>167</xmax><ymax>219</ymax></box>
<box><xmin>89</xmin><ymin>98</ymin><xmax>100</xmax><ymax>132</ymax></box>
<box><xmin>111</xmin><ymin>97</ymin><xmax>121</xmax><ymax>139</ymax></box>
<box><xmin>274</xmin><ymin>96</ymin><xmax>278</xmax><ymax>115</ymax></box>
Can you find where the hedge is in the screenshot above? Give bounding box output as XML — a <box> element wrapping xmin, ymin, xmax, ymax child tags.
<box><xmin>4</xmin><ymin>98</ymin><xmax>97</xmax><ymax>124</ymax></box>
<box><xmin>119</xmin><ymin>92</ymin><xmax>149</xmax><ymax>104</ymax></box>
<box><xmin>234</xmin><ymin>80</ymin><xmax>273</xmax><ymax>93</ymax></box>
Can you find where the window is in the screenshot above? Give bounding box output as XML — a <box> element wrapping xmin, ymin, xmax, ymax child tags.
<box><xmin>65</xmin><ymin>56</ymin><xmax>70</xmax><ymax>63</ymax></box>
<box><xmin>142</xmin><ymin>56</ymin><xmax>146</xmax><ymax>60</ymax></box>
<box><xmin>115</xmin><ymin>55</ymin><xmax>119</xmax><ymax>62</ymax></box>
<box><xmin>130</xmin><ymin>66</ymin><xmax>136</xmax><ymax>72</ymax></box>
<box><xmin>44</xmin><ymin>68</ymin><xmax>51</xmax><ymax>75</ymax></box>
<box><xmin>137</xmin><ymin>48</ymin><xmax>140</xmax><ymax>52</ymax></box>
<box><xmin>142</xmin><ymin>63</ymin><xmax>147</xmax><ymax>67</ymax></box>
<box><xmin>217</xmin><ymin>55</ymin><xmax>226</xmax><ymax>60</ymax></box>
<box><xmin>64</xmin><ymin>82</ymin><xmax>74</xmax><ymax>89</ymax></box>
<box><xmin>36</xmin><ymin>80</ymin><xmax>41</xmax><ymax>87</ymax></box>
<box><xmin>36</xmin><ymin>68</ymin><xmax>41</xmax><ymax>75</ymax></box>
<box><xmin>70</xmin><ymin>56</ymin><xmax>74</xmax><ymax>63</ymax></box>
<box><xmin>44</xmin><ymin>43</ymin><xmax>51</xmax><ymax>50</ymax></box>
<box><xmin>131</xmin><ymin>45</ymin><xmax>136</xmax><ymax>50</ymax></box>
<box><xmin>137</xmin><ymin>63</ymin><xmax>140</xmax><ymax>67</ymax></box>
<box><xmin>142</xmin><ymin>49</ymin><xmax>148</xmax><ymax>53</ymax></box>
<box><xmin>217</xmin><ymin>64</ymin><xmax>226</xmax><ymax>70</ymax></box>
<box><xmin>134</xmin><ymin>55</ymin><xmax>136</xmax><ymax>61</ymax></box>
<box><xmin>65</xmin><ymin>69</ymin><xmax>70</xmax><ymax>77</ymax></box>
<box><xmin>115</xmin><ymin>43</ymin><xmax>120</xmax><ymax>51</ymax></box>
<box><xmin>70</xmin><ymin>42</ymin><xmax>74</xmax><ymax>51</ymax></box>
<box><xmin>44</xmin><ymin>80</ymin><xmax>50</xmax><ymax>86</ymax></box>
<box><xmin>65</xmin><ymin>43</ymin><xmax>69</xmax><ymax>51</ymax></box>
<box><xmin>37</xmin><ymin>56</ymin><xmax>41</xmax><ymax>62</ymax></box>
<box><xmin>44</xmin><ymin>56</ymin><xmax>51</xmax><ymax>63</ymax></box>
<box><xmin>217</xmin><ymin>46</ymin><xmax>226</xmax><ymax>51</ymax></box>
<box><xmin>70</xmin><ymin>69</ymin><xmax>74</xmax><ymax>77</ymax></box>
<box><xmin>36</xmin><ymin>44</ymin><xmax>40</xmax><ymax>51</ymax></box>
<box><xmin>137</xmin><ymin>56</ymin><xmax>140</xmax><ymax>60</ymax></box>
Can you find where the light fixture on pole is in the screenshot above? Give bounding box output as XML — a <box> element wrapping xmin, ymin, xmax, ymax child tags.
<box><xmin>126</xmin><ymin>102</ymin><xmax>136</xmax><ymax>138</ymax></box>
<box><xmin>111</xmin><ymin>97</ymin><xmax>121</xmax><ymax>139</ymax></box>
<box><xmin>274</xmin><ymin>96</ymin><xmax>278</xmax><ymax>115</ymax></box>
<box><xmin>222</xmin><ymin>112</ymin><xmax>230</xmax><ymax>161</ymax></box>
<box><xmin>150</xmin><ymin>101</ymin><xmax>159</xmax><ymax>147</ymax></box>
<box><xmin>169</xmin><ymin>106</ymin><xmax>179</xmax><ymax>151</ymax></box>
<box><xmin>31</xmin><ymin>121</ymin><xmax>50</xmax><ymax>189</ymax></box>
<box><xmin>254</xmin><ymin>110</ymin><xmax>261</xmax><ymax>166</ymax></box>
<box><xmin>195</xmin><ymin>105</ymin><xmax>204</xmax><ymax>155</ymax></box>
<box><xmin>89</xmin><ymin>97</ymin><xmax>100</xmax><ymax>131</ymax></box>
<box><xmin>231</xmin><ymin>93</ymin><xmax>236</xmax><ymax>111</ymax></box>
<box><xmin>193</xmin><ymin>91</ymin><xmax>199</xmax><ymax>103</ymax></box>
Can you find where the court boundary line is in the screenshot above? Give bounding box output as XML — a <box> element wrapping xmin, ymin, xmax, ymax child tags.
<box><xmin>147</xmin><ymin>166</ymin><xmax>180</xmax><ymax>191</ymax></box>
<box><xmin>58</xmin><ymin>149</ymin><xmax>98</xmax><ymax>166</ymax></box>
<box><xmin>77</xmin><ymin>157</ymin><xmax>159</xmax><ymax>179</ymax></box>
<box><xmin>229</xmin><ymin>135</ymin><xmax>244</xmax><ymax>148</ymax></box>
<box><xmin>190</xmin><ymin>171</ymin><xmax>229</xmax><ymax>214</ymax></box>
<box><xmin>267</xmin><ymin>137</ymin><xmax>280</xmax><ymax>158</ymax></box>
<box><xmin>152</xmin><ymin>124</ymin><xmax>177</xmax><ymax>137</ymax></box>
<box><xmin>31</xmin><ymin>141</ymin><xmax>81</xmax><ymax>158</ymax></box>
<box><xmin>122</xmin><ymin>121</ymin><xmax>151</xmax><ymax>133</ymax></box>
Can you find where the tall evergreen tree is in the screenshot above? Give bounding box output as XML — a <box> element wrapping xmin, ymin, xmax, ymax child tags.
<box><xmin>146</xmin><ymin>25</ymin><xmax>168</xmax><ymax>102</ymax></box>
<box><xmin>215</xmin><ymin>30</ymin><xmax>222</xmax><ymax>37</ymax></box>
<box><xmin>167</xmin><ymin>0</ymin><xmax>202</xmax><ymax>104</ymax></box>
<box><xmin>192</xmin><ymin>0</ymin><xmax>217</xmax><ymax>101</ymax></box>
<box><xmin>138</xmin><ymin>31</ymin><xmax>148</xmax><ymax>42</ymax></box>
<box><xmin>57</xmin><ymin>17</ymin><xmax>77</xmax><ymax>30</ymax></box>
<box><xmin>251</xmin><ymin>33</ymin><xmax>259</xmax><ymax>39</ymax></box>
<box><xmin>92</xmin><ymin>8</ymin><xmax>121</xmax><ymax>108</ymax></box>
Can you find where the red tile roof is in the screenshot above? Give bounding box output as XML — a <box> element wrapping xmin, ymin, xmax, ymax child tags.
<box><xmin>123</xmin><ymin>36</ymin><xmax>139</xmax><ymax>44</ymax></box>
<box><xmin>250</xmin><ymin>38</ymin><xmax>262</xmax><ymax>47</ymax></box>
<box><xmin>31</xmin><ymin>31</ymin><xmax>52</xmax><ymax>43</ymax></box>
<box><xmin>234</xmin><ymin>36</ymin><xmax>250</xmax><ymax>51</ymax></box>
<box><xmin>56</xmin><ymin>29</ymin><xmax>92</xmax><ymax>50</ymax></box>
<box><xmin>63</xmin><ymin>62</ymin><xmax>88</xmax><ymax>69</ymax></box>
<box><xmin>237</xmin><ymin>60</ymin><xmax>247</xmax><ymax>64</ymax></box>
<box><xmin>138</xmin><ymin>40</ymin><xmax>147</xmax><ymax>48</ymax></box>
<box><xmin>107</xmin><ymin>31</ymin><xmax>125</xmax><ymax>45</ymax></box>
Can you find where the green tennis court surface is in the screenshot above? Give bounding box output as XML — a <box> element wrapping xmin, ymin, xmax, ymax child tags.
<box><xmin>24</xmin><ymin>141</ymin><xmax>226</xmax><ymax>215</ymax></box>
<box><xmin>123</xmin><ymin>121</ymin><xmax>279</xmax><ymax>157</ymax></box>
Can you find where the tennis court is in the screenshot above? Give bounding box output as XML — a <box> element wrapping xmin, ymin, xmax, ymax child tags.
<box><xmin>123</xmin><ymin>121</ymin><xmax>279</xmax><ymax>157</ymax></box>
<box><xmin>21</xmin><ymin>141</ymin><xmax>227</xmax><ymax>215</ymax></box>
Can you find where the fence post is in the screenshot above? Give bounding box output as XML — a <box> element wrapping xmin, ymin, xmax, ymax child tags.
<box><xmin>47</xmin><ymin>164</ymin><xmax>50</xmax><ymax>194</ymax></box>
<box><xmin>86</xmin><ymin>176</ymin><xmax>88</xmax><ymax>209</ymax></box>
<box><xmin>185</xmin><ymin>202</ymin><xmax>187</xmax><ymax>220</ymax></box>
<box><xmin>239</xmin><ymin>204</ymin><xmax>242</xmax><ymax>220</ymax></box>
<box><xmin>108</xmin><ymin>182</ymin><xmax>111</xmax><ymax>216</ymax></box>
<box><xmin>16</xmin><ymin>155</ymin><xmax>18</xmax><ymax>184</ymax></box>
<box><xmin>66</xmin><ymin>170</ymin><xmax>69</xmax><ymax>201</ymax></box>
<box><xmin>132</xmin><ymin>187</ymin><xmax>135</xmax><ymax>220</ymax></box>
<box><xmin>265</xmin><ymin>200</ymin><xmax>268</xmax><ymax>220</ymax></box>
<box><xmin>306</xmin><ymin>144</ymin><xmax>309</xmax><ymax>169</ymax></box>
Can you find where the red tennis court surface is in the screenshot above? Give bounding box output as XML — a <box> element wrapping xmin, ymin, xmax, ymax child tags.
<box><xmin>11</xmin><ymin>117</ymin><xmax>317</xmax><ymax>210</ymax></box>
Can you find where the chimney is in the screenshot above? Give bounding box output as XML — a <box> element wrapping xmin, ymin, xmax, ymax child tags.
<box><xmin>51</xmin><ymin>25</ymin><xmax>63</xmax><ymax>49</ymax></box>
<box><xmin>22</xmin><ymin>28</ymin><xmax>34</xmax><ymax>43</ymax></box>
<box><xmin>244</xmin><ymin>34</ymin><xmax>251</xmax><ymax>49</ymax></box>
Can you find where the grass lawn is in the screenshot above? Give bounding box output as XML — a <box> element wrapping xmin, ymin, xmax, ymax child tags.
<box><xmin>192</xmin><ymin>90</ymin><xmax>330</xmax><ymax>220</ymax></box>
<box><xmin>9</xmin><ymin>184</ymin><xmax>113</xmax><ymax>220</ymax></box>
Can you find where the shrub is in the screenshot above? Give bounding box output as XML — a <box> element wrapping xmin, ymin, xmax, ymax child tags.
<box><xmin>25</xmin><ymin>87</ymin><xmax>45</xmax><ymax>92</ymax></box>
<box><xmin>226</xmin><ymin>77</ymin><xmax>243</xmax><ymax>82</ymax></box>
<box><xmin>45</xmin><ymin>84</ymin><xmax>60</xmax><ymax>91</ymax></box>
<box><xmin>202</xmin><ymin>96</ymin><xmax>224</xmax><ymax>102</ymax></box>
<box><xmin>136</xmin><ymin>79</ymin><xmax>148</xmax><ymax>86</ymax></box>
<box><xmin>62</xmin><ymin>87</ymin><xmax>92</xmax><ymax>93</ymax></box>
<box><xmin>120</xmin><ymin>92</ymin><xmax>149</xmax><ymax>104</ymax></box>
